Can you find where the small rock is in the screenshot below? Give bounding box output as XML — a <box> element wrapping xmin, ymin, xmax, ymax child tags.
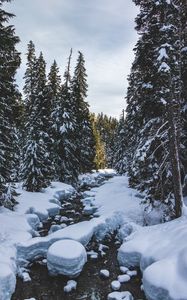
<box><xmin>118</xmin><ymin>274</ymin><xmax>131</xmax><ymax>283</ymax></box>
<box><xmin>126</xmin><ymin>270</ymin><xmax>137</xmax><ymax>277</ymax></box>
<box><xmin>54</xmin><ymin>215</ymin><xmax>61</xmax><ymax>221</ymax></box>
<box><xmin>60</xmin><ymin>216</ymin><xmax>69</xmax><ymax>223</ymax></box>
<box><xmin>22</xmin><ymin>272</ymin><xmax>31</xmax><ymax>282</ymax></box>
<box><xmin>83</xmin><ymin>205</ymin><xmax>95</xmax><ymax>215</ymax></box>
<box><xmin>64</xmin><ymin>280</ymin><xmax>77</xmax><ymax>293</ymax></box>
<box><xmin>91</xmin><ymin>253</ymin><xmax>98</xmax><ymax>259</ymax></box>
<box><xmin>100</xmin><ymin>269</ymin><xmax>110</xmax><ymax>278</ymax></box>
<box><xmin>87</xmin><ymin>250</ymin><xmax>98</xmax><ymax>259</ymax></box>
<box><xmin>111</xmin><ymin>280</ymin><xmax>121</xmax><ymax>291</ymax></box>
<box><xmin>119</xmin><ymin>266</ymin><xmax>129</xmax><ymax>274</ymax></box>
<box><xmin>108</xmin><ymin>291</ymin><xmax>133</xmax><ymax>300</ymax></box>
<box><xmin>48</xmin><ymin>224</ymin><xmax>62</xmax><ymax>234</ymax></box>
<box><xmin>42</xmin><ymin>259</ymin><xmax>47</xmax><ymax>264</ymax></box>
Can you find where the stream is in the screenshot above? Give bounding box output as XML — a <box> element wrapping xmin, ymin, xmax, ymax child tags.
<box><xmin>12</xmin><ymin>180</ymin><xmax>146</xmax><ymax>300</ymax></box>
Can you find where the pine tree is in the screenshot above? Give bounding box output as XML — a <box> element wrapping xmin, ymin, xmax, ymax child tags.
<box><xmin>91</xmin><ymin>114</ymin><xmax>106</xmax><ymax>170</ymax></box>
<box><xmin>123</xmin><ymin>0</ymin><xmax>185</xmax><ymax>220</ymax></box>
<box><xmin>22</xmin><ymin>52</ymin><xmax>53</xmax><ymax>191</ymax></box>
<box><xmin>48</xmin><ymin>59</ymin><xmax>62</xmax><ymax>179</ymax></box>
<box><xmin>181</xmin><ymin>1</ymin><xmax>187</xmax><ymax>195</ymax></box>
<box><xmin>113</xmin><ymin>110</ymin><xmax>127</xmax><ymax>174</ymax></box>
<box><xmin>95</xmin><ymin>113</ymin><xmax>118</xmax><ymax>167</ymax></box>
<box><xmin>71</xmin><ymin>51</ymin><xmax>95</xmax><ymax>173</ymax></box>
<box><xmin>53</xmin><ymin>50</ymin><xmax>79</xmax><ymax>184</ymax></box>
<box><xmin>23</xmin><ymin>41</ymin><xmax>36</xmax><ymax>119</ymax></box>
<box><xmin>0</xmin><ymin>0</ymin><xmax>21</xmax><ymax>207</ymax></box>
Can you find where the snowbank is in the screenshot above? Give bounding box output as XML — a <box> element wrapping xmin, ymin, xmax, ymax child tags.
<box><xmin>16</xmin><ymin>181</ymin><xmax>76</xmax><ymax>221</ymax></box>
<box><xmin>17</xmin><ymin>212</ymin><xmax>125</xmax><ymax>265</ymax></box>
<box><xmin>118</xmin><ymin>216</ymin><xmax>187</xmax><ymax>300</ymax></box>
<box><xmin>78</xmin><ymin>169</ymin><xmax>116</xmax><ymax>188</ymax></box>
<box><xmin>0</xmin><ymin>182</ymin><xmax>75</xmax><ymax>300</ymax></box>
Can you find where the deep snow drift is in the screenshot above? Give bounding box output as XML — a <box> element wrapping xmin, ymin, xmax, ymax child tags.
<box><xmin>118</xmin><ymin>215</ymin><xmax>187</xmax><ymax>300</ymax></box>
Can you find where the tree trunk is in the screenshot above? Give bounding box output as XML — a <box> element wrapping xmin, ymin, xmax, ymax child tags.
<box><xmin>167</xmin><ymin>102</ymin><xmax>183</xmax><ymax>218</ymax></box>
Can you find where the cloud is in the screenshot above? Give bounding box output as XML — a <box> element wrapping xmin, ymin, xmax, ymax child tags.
<box><xmin>5</xmin><ymin>0</ymin><xmax>138</xmax><ymax>117</ymax></box>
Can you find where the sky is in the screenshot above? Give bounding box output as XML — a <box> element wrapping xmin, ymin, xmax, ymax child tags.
<box><xmin>5</xmin><ymin>0</ymin><xmax>139</xmax><ymax>118</ymax></box>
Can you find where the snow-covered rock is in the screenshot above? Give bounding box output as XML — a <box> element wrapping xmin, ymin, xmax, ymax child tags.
<box><xmin>126</xmin><ymin>270</ymin><xmax>137</xmax><ymax>277</ymax></box>
<box><xmin>111</xmin><ymin>280</ymin><xmax>121</xmax><ymax>291</ymax></box>
<box><xmin>117</xmin><ymin>274</ymin><xmax>130</xmax><ymax>283</ymax></box>
<box><xmin>21</xmin><ymin>271</ymin><xmax>31</xmax><ymax>282</ymax></box>
<box><xmin>83</xmin><ymin>205</ymin><xmax>97</xmax><ymax>215</ymax></box>
<box><xmin>60</xmin><ymin>216</ymin><xmax>69</xmax><ymax>223</ymax></box>
<box><xmin>47</xmin><ymin>240</ymin><xmax>87</xmax><ymax>277</ymax></box>
<box><xmin>108</xmin><ymin>291</ymin><xmax>133</xmax><ymax>300</ymax></box>
<box><xmin>100</xmin><ymin>269</ymin><xmax>110</xmax><ymax>278</ymax></box>
<box><xmin>64</xmin><ymin>280</ymin><xmax>77</xmax><ymax>293</ymax></box>
<box><xmin>119</xmin><ymin>266</ymin><xmax>129</xmax><ymax>274</ymax></box>
<box><xmin>48</xmin><ymin>224</ymin><xmax>62</xmax><ymax>234</ymax></box>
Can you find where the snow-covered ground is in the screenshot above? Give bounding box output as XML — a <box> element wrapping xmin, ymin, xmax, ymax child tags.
<box><xmin>1</xmin><ymin>171</ymin><xmax>187</xmax><ymax>300</ymax></box>
<box><xmin>0</xmin><ymin>181</ymin><xmax>76</xmax><ymax>300</ymax></box>
<box><xmin>118</xmin><ymin>215</ymin><xmax>187</xmax><ymax>300</ymax></box>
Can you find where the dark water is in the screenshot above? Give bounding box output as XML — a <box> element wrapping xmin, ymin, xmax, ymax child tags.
<box><xmin>12</xmin><ymin>236</ymin><xmax>145</xmax><ymax>300</ymax></box>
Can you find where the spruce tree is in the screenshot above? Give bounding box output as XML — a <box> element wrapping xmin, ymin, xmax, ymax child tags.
<box><xmin>71</xmin><ymin>51</ymin><xmax>95</xmax><ymax>173</ymax></box>
<box><xmin>22</xmin><ymin>52</ymin><xmax>53</xmax><ymax>191</ymax></box>
<box><xmin>91</xmin><ymin>114</ymin><xmax>106</xmax><ymax>170</ymax></box>
<box><xmin>113</xmin><ymin>110</ymin><xmax>127</xmax><ymax>174</ymax></box>
<box><xmin>0</xmin><ymin>0</ymin><xmax>21</xmax><ymax>207</ymax></box>
<box><xmin>95</xmin><ymin>113</ymin><xmax>118</xmax><ymax>167</ymax></box>
<box><xmin>123</xmin><ymin>0</ymin><xmax>185</xmax><ymax>220</ymax></box>
<box><xmin>53</xmin><ymin>50</ymin><xmax>79</xmax><ymax>184</ymax></box>
<box><xmin>23</xmin><ymin>41</ymin><xmax>36</xmax><ymax>119</ymax></box>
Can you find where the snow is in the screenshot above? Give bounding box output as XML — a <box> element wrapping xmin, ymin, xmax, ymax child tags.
<box><xmin>111</xmin><ymin>280</ymin><xmax>121</xmax><ymax>291</ymax></box>
<box><xmin>17</xmin><ymin>176</ymin><xmax>143</xmax><ymax>266</ymax></box>
<box><xmin>0</xmin><ymin>182</ymin><xmax>76</xmax><ymax>300</ymax></box>
<box><xmin>0</xmin><ymin>173</ymin><xmax>144</xmax><ymax>299</ymax></box>
<box><xmin>16</xmin><ymin>181</ymin><xmax>76</xmax><ymax>221</ymax></box>
<box><xmin>119</xmin><ymin>266</ymin><xmax>129</xmax><ymax>274</ymax></box>
<box><xmin>157</xmin><ymin>47</ymin><xmax>168</xmax><ymax>61</ymax></box>
<box><xmin>117</xmin><ymin>274</ymin><xmax>130</xmax><ymax>283</ymax></box>
<box><xmin>64</xmin><ymin>280</ymin><xmax>77</xmax><ymax>292</ymax></box>
<box><xmin>108</xmin><ymin>291</ymin><xmax>133</xmax><ymax>300</ymax></box>
<box><xmin>100</xmin><ymin>269</ymin><xmax>110</xmax><ymax>278</ymax></box>
<box><xmin>47</xmin><ymin>240</ymin><xmax>87</xmax><ymax>277</ymax></box>
<box><xmin>126</xmin><ymin>270</ymin><xmax>137</xmax><ymax>277</ymax></box>
<box><xmin>79</xmin><ymin>169</ymin><xmax>116</xmax><ymax>188</ymax></box>
<box><xmin>158</xmin><ymin>61</ymin><xmax>170</xmax><ymax>72</ymax></box>
<box><xmin>118</xmin><ymin>216</ymin><xmax>187</xmax><ymax>300</ymax></box>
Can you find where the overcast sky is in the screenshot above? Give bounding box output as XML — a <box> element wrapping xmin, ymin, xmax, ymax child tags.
<box><xmin>5</xmin><ymin>0</ymin><xmax>138</xmax><ymax>118</ymax></box>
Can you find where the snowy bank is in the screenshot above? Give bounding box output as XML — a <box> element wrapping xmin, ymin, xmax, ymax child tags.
<box><xmin>118</xmin><ymin>216</ymin><xmax>187</xmax><ymax>300</ymax></box>
<box><xmin>0</xmin><ymin>182</ymin><xmax>75</xmax><ymax>300</ymax></box>
<box><xmin>16</xmin><ymin>181</ymin><xmax>76</xmax><ymax>221</ymax></box>
<box><xmin>78</xmin><ymin>169</ymin><xmax>116</xmax><ymax>188</ymax></box>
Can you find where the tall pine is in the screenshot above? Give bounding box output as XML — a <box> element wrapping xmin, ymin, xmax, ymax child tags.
<box><xmin>0</xmin><ymin>0</ymin><xmax>21</xmax><ymax>207</ymax></box>
<box><xmin>22</xmin><ymin>52</ymin><xmax>53</xmax><ymax>191</ymax></box>
<box><xmin>71</xmin><ymin>51</ymin><xmax>95</xmax><ymax>173</ymax></box>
